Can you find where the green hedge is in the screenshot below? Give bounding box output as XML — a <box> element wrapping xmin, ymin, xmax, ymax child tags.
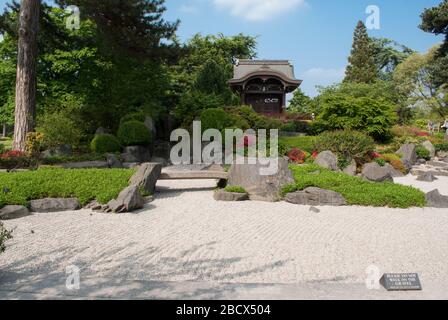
<box><xmin>0</xmin><ymin>168</ymin><xmax>135</xmax><ymax>207</ymax></box>
<box><xmin>279</xmin><ymin>136</ymin><xmax>317</xmax><ymax>153</ymax></box>
<box><xmin>117</xmin><ymin>121</ymin><xmax>152</xmax><ymax>146</ymax></box>
<box><xmin>91</xmin><ymin>134</ymin><xmax>122</xmax><ymax>153</ymax></box>
<box><xmin>283</xmin><ymin>164</ymin><xmax>426</xmax><ymax>208</ymax></box>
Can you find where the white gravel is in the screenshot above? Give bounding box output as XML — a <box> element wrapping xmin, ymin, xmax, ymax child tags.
<box><xmin>1</xmin><ymin>179</ymin><xmax>448</xmax><ymax>286</ymax></box>
<box><xmin>394</xmin><ymin>174</ymin><xmax>448</xmax><ymax>196</ymax></box>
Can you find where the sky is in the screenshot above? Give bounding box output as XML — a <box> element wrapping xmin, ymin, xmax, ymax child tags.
<box><xmin>1</xmin><ymin>0</ymin><xmax>444</xmax><ymax>97</ymax></box>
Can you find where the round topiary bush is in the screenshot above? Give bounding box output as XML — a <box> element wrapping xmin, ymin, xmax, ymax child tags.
<box><xmin>90</xmin><ymin>134</ymin><xmax>122</xmax><ymax>154</ymax></box>
<box><xmin>117</xmin><ymin>121</ymin><xmax>152</xmax><ymax>146</ymax></box>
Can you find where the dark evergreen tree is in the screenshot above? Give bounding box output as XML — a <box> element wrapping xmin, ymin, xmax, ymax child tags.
<box><xmin>344</xmin><ymin>21</ymin><xmax>378</xmax><ymax>84</ymax></box>
<box><xmin>420</xmin><ymin>0</ymin><xmax>448</xmax><ymax>88</ymax></box>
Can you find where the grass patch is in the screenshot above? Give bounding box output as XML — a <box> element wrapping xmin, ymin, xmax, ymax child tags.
<box><xmin>283</xmin><ymin>164</ymin><xmax>426</xmax><ymax>208</ymax></box>
<box><xmin>224</xmin><ymin>186</ymin><xmax>247</xmax><ymax>194</ymax></box>
<box><xmin>0</xmin><ymin>168</ymin><xmax>136</xmax><ymax>208</ymax></box>
<box><xmin>279</xmin><ymin>136</ymin><xmax>316</xmax><ymax>153</ymax></box>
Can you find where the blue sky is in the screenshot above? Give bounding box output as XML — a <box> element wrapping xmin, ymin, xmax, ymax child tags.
<box><xmin>1</xmin><ymin>0</ymin><xmax>444</xmax><ymax>96</ymax></box>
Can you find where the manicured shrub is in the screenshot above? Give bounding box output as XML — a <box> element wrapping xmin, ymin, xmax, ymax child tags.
<box><xmin>90</xmin><ymin>134</ymin><xmax>122</xmax><ymax>153</ymax></box>
<box><xmin>284</xmin><ymin>164</ymin><xmax>426</xmax><ymax>208</ymax></box>
<box><xmin>25</xmin><ymin>132</ymin><xmax>45</xmax><ymax>157</ymax></box>
<box><xmin>119</xmin><ymin>111</ymin><xmax>147</xmax><ymax>126</ymax></box>
<box><xmin>224</xmin><ymin>186</ymin><xmax>247</xmax><ymax>194</ymax></box>
<box><xmin>416</xmin><ymin>145</ymin><xmax>431</xmax><ymax>160</ymax></box>
<box><xmin>36</xmin><ymin>111</ymin><xmax>82</xmax><ymax>149</ymax></box>
<box><xmin>117</xmin><ymin>121</ymin><xmax>152</xmax><ymax>146</ymax></box>
<box><xmin>232</xmin><ymin>106</ymin><xmax>282</xmax><ymax>130</ymax></box>
<box><xmin>0</xmin><ymin>221</ymin><xmax>13</xmax><ymax>254</ymax></box>
<box><xmin>380</xmin><ymin>154</ymin><xmax>407</xmax><ymax>173</ymax></box>
<box><xmin>201</xmin><ymin>108</ymin><xmax>235</xmax><ymax>132</ymax></box>
<box><xmin>0</xmin><ymin>168</ymin><xmax>136</xmax><ymax>207</ymax></box>
<box><xmin>287</xmin><ymin>148</ymin><xmax>307</xmax><ymax>164</ymax></box>
<box><xmin>0</xmin><ymin>151</ymin><xmax>32</xmax><ymax>170</ymax></box>
<box><xmin>315</xmin><ymin>130</ymin><xmax>375</xmax><ymax>164</ymax></box>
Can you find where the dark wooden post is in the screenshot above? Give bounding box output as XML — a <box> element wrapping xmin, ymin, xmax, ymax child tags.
<box><xmin>12</xmin><ymin>0</ymin><xmax>40</xmax><ymax>152</ymax></box>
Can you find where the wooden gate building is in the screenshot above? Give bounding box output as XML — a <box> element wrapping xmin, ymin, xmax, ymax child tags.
<box><xmin>229</xmin><ymin>60</ymin><xmax>302</xmax><ymax>115</ymax></box>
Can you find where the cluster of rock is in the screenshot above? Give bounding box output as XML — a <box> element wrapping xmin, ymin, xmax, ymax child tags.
<box><xmin>0</xmin><ymin>163</ymin><xmax>163</xmax><ymax>220</ymax></box>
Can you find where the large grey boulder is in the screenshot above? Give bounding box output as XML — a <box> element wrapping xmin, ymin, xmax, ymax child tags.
<box><xmin>121</xmin><ymin>146</ymin><xmax>151</xmax><ymax>163</ymax></box>
<box><xmin>61</xmin><ymin>161</ymin><xmax>109</xmax><ymax>169</ymax></box>
<box><xmin>30</xmin><ymin>198</ymin><xmax>80</xmax><ymax>213</ymax></box>
<box><xmin>362</xmin><ymin>162</ymin><xmax>393</xmax><ymax>182</ymax></box>
<box><xmin>129</xmin><ymin>163</ymin><xmax>162</xmax><ymax>194</ymax></box>
<box><xmin>396</xmin><ymin>144</ymin><xmax>417</xmax><ymax>170</ymax></box>
<box><xmin>384</xmin><ymin>163</ymin><xmax>405</xmax><ymax>178</ymax></box>
<box><xmin>0</xmin><ymin>205</ymin><xmax>31</xmax><ymax>220</ymax></box>
<box><xmin>214</xmin><ymin>190</ymin><xmax>249</xmax><ymax>202</ymax></box>
<box><xmin>422</xmin><ymin>141</ymin><xmax>436</xmax><ymax>159</ymax></box>
<box><xmin>285</xmin><ymin>187</ymin><xmax>347</xmax><ymax>206</ymax></box>
<box><xmin>426</xmin><ymin>189</ymin><xmax>448</xmax><ymax>208</ymax></box>
<box><xmin>107</xmin><ymin>186</ymin><xmax>144</xmax><ymax>213</ymax></box>
<box><xmin>315</xmin><ymin>151</ymin><xmax>339</xmax><ymax>171</ymax></box>
<box><xmin>228</xmin><ymin>157</ymin><xmax>294</xmax><ymax>202</ymax></box>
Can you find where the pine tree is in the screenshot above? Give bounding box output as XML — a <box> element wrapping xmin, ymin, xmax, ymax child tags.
<box><xmin>344</xmin><ymin>21</ymin><xmax>378</xmax><ymax>84</ymax></box>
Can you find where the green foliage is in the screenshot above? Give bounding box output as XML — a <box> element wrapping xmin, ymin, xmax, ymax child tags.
<box><xmin>0</xmin><ymin>221</ymin><xmax>12</xmax><ymax>254</ymax></box>
<box><xmin>284</xmin><ymin>164</ymin><xmax>426</xmax><ymax>208</ymax></box>
<box><xmin>416</xmin><ymin>145</ymin><xmax>431</xmax><ymax>160</ymax></box>
<box><xmin>435</xmin><ymin>142</ymin><xmax>448</xmax><ymax>152</ymax></box>
<box><xmin>200</xmin><ymin>108</ymin><xmax>248</xmax><ymax>132</ymax></box>
<box><xmin>40</xmin><ymin>154</ymin><xmax>107</xmax><ymax>165</ymax></box>
<box><xmin>173</xmin><ymin>91</ymin><xmax>225</xmax><ymax>126</ymax></box>
<box><xmin>90</xmin><ymin>134</ymin><xmax>122</xmax><ymax>154</ymax></box>
<box><xmin>315</xmin><ymin>130</ymin><xmax>375</xmax><ymax>164</ymax></box>
<box><xmin>314</xmin><ymin>84</ymin><xmax>398</xmax><ymax>141</ymax></box>
<box><xmin>231</xmin><ymin>106</ymin><xmax>282</xmax><ymax>130</ymax></box>
<box><xmin>279</xmin><ymin>136</ymin><xmax>317</xmax><ymax>153</ymax></box>
<box><xmin>0</xmin><ymin>168</ymin><xmax>135</xmax><ymax>207</ymax></box>
<box><xmin>375</xmin><ymin>158</ymin><xmax>387</xmax><ymax>166</ymax></box>
<box><xmin>194</xmin><ymin>59</ymin><xmax>232</xmax><ymax>101</ymax></box>
<box><xmin>224</xmin><ymin>186</ymin><xmax>247</xmax><ymax>194</ymax></box>
<box><xmin>36</xmin><ymin>111</ymin><xmax>82</xmax><ymax>149</ymax></box>
<box><xmin>288</xmin><ymin>88</ymin><xmax>313</xmax><ymax>114</ymax></box>
<box><xmin>419</xmin><ymin>0</ymin><xmax>448</xmax><ymax>88</ymax></box>
<box><xmin>117</xmin><ymin>121</ymin><xmax>152</xmax><ymax>146</ymax></box>
<box><xmin>119</xmin><ymin>112</ymin><xmax>147</xmax><ymax>126</ymax></box>
<box><xmin>344</xmin><ymin>21</ymin><xmax>378</xmax><ymax>84</ymax></box>
<box><xmin>281</xmin><ymin>122</ymin><xmax>297</xmax><ymax>132</ymax></box>
<box><xmin>371</xmin><ymin>37</ymin><xmax>414</xmax><ymax>80</ymax></box>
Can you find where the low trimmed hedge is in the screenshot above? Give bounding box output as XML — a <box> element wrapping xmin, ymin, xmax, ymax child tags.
<box><xmin>283</xmin><ymin>164</ymin><xmax>426</xmax><ymax>208</ymax></box>
<box><xmin>117</xmin><ymin>121</ymin><xmax>152</xmax><ymax>146</ymax></box>
<box><xmin>0</xmin><ymin>168</ymin><xmax>136</xmax><ymax>208</ymax></box>
<box><xmin>91</xmin><ymin>134</ymin><xmax>122</xmax><ymax>153</ymax></box>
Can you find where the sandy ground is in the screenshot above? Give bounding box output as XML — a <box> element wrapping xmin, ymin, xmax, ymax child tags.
<box><xmin>394</xmin><ymin>174</ymin><xmax>448</xmax><ymax>196</ymax></box>
<box><xmin>1</xmin><ymin>178</ymin><xmax>448</xmax><ymax>294</ymax></box>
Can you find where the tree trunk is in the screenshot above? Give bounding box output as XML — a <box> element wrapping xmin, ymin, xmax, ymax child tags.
<box><xmin>12</xmin><ymin>0</ymin><xmax>40</xmax><ymax>152</ymax></box>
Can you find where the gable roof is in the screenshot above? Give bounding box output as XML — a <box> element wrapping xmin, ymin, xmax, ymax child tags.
<box><xmin>229</xmin><ymin>59</ymin><xmax>302</xmax><ymax>86</ymax></box>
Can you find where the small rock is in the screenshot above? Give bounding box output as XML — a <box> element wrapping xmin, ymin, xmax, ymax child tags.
<box><xmin>309</xmin><ymin>206</ymin><xmax>321</xmax><ymax>213</ymax></box>
<box><xmin>362</xmin><ymin>162</ymin><xmax>393</xmax><ymax>182</ymax></box>
<box><xmin>426</xmin><ymin>189</ymin><xmax>448</xmax><ymax>208</ymax></box>
<box><xmin>30</xmin><ymin>198</ymin><xmax>80</xmax><ymax>213</ymax></box>
<box><xmin>85</xmin><ymin>201</ymin><xmax>102</xmax><ymax>211</ymax></box>
<box><xmin>315</xmin><ymin>151</ymin><xmax>339</xmax><ymax>171</ymax></box>
<box><xmin>285</xmin><ymin>187</ymin><xmax>347</xmax><ymax>206</ymax></box>
<box><xmin>214</xmin><ymin>190</ymin><xmax>249</xmax><ymax>202</ymax></box>
<box><xmin>417</xmin><ymin>172</ymin><xmax>438</xmax><ymax>182</ymax></box>
<box><xmin>106</xmin><ymin>186</ymin><xmax>144</xmax><ymax>213</ymax></box>
<box><xmin>0</xmin><ymin>205</ymin><xmax>31</xmax><ymax>220</ymax></box>
<box><xmin>106</xmin><ymin>154</ymin><xmax>123</xmax><ymax>169</ymax></box>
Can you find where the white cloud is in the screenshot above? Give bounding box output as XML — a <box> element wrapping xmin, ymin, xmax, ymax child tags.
<box><xmin>300</xmin><ymin>67</ymin><xmax>346</xmax><ymax>97</ymax></box>
<box><xmin>213</xmin><ymin>0</ymin><xmax>307</xmax><ymax>22</ymax></box>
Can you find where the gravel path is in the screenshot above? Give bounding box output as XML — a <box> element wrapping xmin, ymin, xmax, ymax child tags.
<box><xmin>1</xmin><ymin>179</ymin><xmax>448</xmax><ymax>289</ymax></box>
